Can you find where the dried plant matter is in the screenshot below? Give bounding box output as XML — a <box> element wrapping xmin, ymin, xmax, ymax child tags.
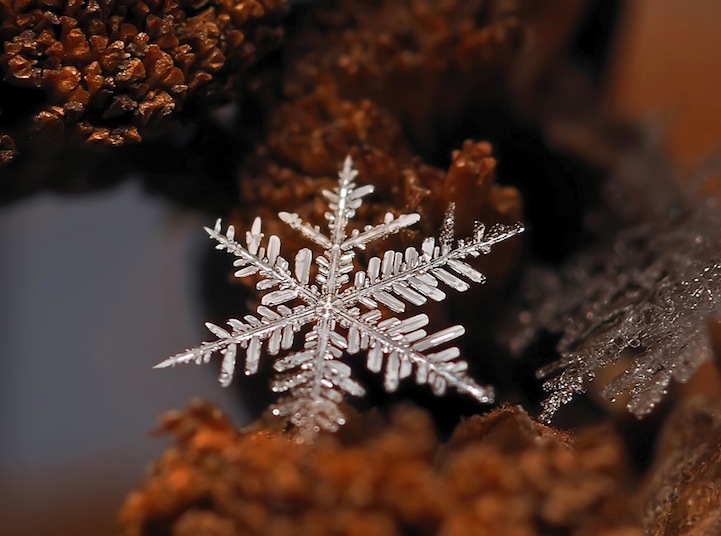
<box><xmin>507</xmin><ymin>141</ymin><xmax>721</xmax><ymax>422</ymax></box>
<box><xmin>156</xmin><ymin>157</ymin><xmax>523</xmax><ymax>437</ymax></box>
<box><xmin>0</xmin><ymin>0</ymin><xmax>286</xmax><ymax>145</ymax></box>
<box><xmin>120</xmin><ymin>402</ymin><xmax>641</xmax><ymax>536</ymax></box>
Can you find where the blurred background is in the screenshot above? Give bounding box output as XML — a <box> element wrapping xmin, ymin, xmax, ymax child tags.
<box><xmin>1</xmin><ymin>1</ymin><xmax>721</xmax><ymax>534</ymax></box>
<box><xmin>0</xmin><ymin>183</ymin><xmax>245</xmax><ymax>535</ymax></box>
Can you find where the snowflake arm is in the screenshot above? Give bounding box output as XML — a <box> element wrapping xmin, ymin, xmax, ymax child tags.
<box><xmin>324</xmin><ymin>155</ymin><xmax>368</xmax><ymax>246</ymax></box>
<box><xmin>154</xmin><ymin>305</ymin><xmax>316</xmax><ymax>386</ymax></box>
<box><xmin>337</xmin><ymin>309</ymin><xmax>495</xmax><ymax>402</ymax></box>
<box><xmin>270</xmin><ymin>321</ymin><xmax>365</xmax><ymax>436</ymax></box>
<box><xmin>339</xmin><ymin>206</ymin><xmax>525</xmax><ymax>312</ymax></box>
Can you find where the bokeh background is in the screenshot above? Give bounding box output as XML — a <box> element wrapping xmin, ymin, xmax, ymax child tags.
<box><xmin>0</xmin><ymin>183</ymin><xmax>245</xmax><ymax>535</ymax></box>
<box><xmin>2</xmin><ymin>1</ymin><xmax>721</xmax><ymax>534</ymax></box>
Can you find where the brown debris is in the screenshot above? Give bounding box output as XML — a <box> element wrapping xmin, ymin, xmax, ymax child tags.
<box><xmin>120</xmin><ymin>402</ymin><xmax>641</xmax><ymax>536</ymax></box>
<box><xmin>642</xmin><ymin>398</ymin><xmax>721</xmax><ymax>536</ymax></box>
<box><xmin>0</xmin><ymin>0</ymin><xmax>287</xmax><ymax>145</ymax></box>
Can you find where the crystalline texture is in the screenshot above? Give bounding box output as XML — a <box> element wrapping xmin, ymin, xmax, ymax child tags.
<box><xmin>155</xmin><ymin>156</ymin><xmax>524</xmax><ymax>438</ymax></box>
<box><xmin>507</xmin><ymin>149</ymin><xmax>721</xmax><ymax>423</ymax></box>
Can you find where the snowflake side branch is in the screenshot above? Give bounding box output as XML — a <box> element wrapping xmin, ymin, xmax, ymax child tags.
<box><xmin>341</xmin><ymin>212</ymin><xmax>421</xmax><ymax>250</ymax></box>
<box><xmin>278</xmin><ymin>212</ymin><xmax>333</xmax><ymax>249</ymax></box>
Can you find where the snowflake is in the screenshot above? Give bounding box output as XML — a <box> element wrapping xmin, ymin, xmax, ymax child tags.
<box><xmin>155</xmin><ymin>156</ymin><xmax>524</xmax><ymax>436</ymax></box>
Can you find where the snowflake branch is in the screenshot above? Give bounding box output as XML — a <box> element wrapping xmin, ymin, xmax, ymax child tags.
<box><xmin>278</xmin><ymin>212</ymin><xmax>332</xmax><ymax>249</ymax></box>
<box><xmin>270</xmin><ymin>325</ymin><xmax>365</xmax><ymax>436</ymax></box>
<box><xmin>341</xmin><ymin>212</ymin><xmax>421</xmax><ymax>250</ymax></box>
<box><xmin>318</xmin><ymin>157</ymin><xmax>370</xmax><ymax>295</ymax></box>
<box><xmin>337</xmin><ymin>310</ymin><xmax>495</xmax><ymax>403</ymax></box>
<box><xmin>339</xmin><ymin>221</ymin><xmax>525</xmax><ymax>311</ymax></box>
<box><xmin>323</xmin><ymin>156</ymin><xmax>373</xmax><ymax>245</ymax></box>
<box><xmin>154</xmin><ymin>307</ymin><xmax>316</xmax><ymax>385</ymax></box>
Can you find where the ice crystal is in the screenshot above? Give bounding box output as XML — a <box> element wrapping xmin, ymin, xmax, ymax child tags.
<box><xmin>507</xmin><ymin>144</ymin><xmax>721</xmax><ymax>423</ymax></box>
<box><xmin>155</xmin><ymin>156</ymin><xmax>524</xmax><ymax>436</ymax></box>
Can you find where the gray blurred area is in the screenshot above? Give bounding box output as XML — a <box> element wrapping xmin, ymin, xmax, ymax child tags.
<box><xmin>0</xmin><ymin>182</ymin><xmax>245</xmax><ymax>535</ymax></box>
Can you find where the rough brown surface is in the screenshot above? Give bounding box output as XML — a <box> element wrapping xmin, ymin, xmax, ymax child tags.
<box><xmin>120</xmin><ymin>403</ymin><xmax>642</xmax><ymax>536</ymax></box>
<box><xmin>0</xmin><ymin>0</ymin><xmax>286</xmax><ymax>145</ymax></box>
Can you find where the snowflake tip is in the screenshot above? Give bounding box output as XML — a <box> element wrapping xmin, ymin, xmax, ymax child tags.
<box><xmin>153</xmin><ymin>354</ymin><xmax>186</xmax><ymax>369</ymax></box>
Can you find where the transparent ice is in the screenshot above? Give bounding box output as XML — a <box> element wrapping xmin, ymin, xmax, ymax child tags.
<box><xmin>155</xmin><ymin>156</ymin><xmax>524</xmax><ymax>437</ymax></box>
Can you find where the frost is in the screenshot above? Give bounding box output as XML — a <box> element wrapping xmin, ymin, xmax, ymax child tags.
<box><xmin>506</xmin><ymin>144</ymin><xmax>721</xmax><ymax>423</ymax></box>
<box><xmin>155</xmin><ymin>156</ymin><xmax>524</xmax><ymax>437</ymax></box>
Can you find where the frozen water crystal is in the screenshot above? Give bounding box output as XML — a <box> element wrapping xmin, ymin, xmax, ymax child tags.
<box><xmin>155</xmin><ymin>156</ymin><xmax>524</xmax><ymax>437</ymax></box>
